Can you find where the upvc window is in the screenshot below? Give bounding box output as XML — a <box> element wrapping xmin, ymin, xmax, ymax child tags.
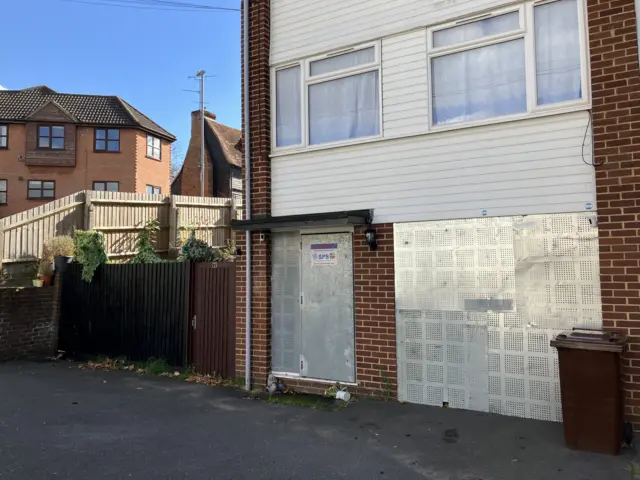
<box><xmin>273</xmin><ymin>43</ymin><xmax>381</xmax><ymax>149</ymax></box>
<box><xmin>429</xmin><ymin>0</ymin><xmax>586</xmax><ymax>128</ymax></box>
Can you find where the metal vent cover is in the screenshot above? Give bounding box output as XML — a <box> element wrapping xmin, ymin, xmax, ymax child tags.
<box><xmin>395</xmin><ymin>213</ymin><xmax>601</xmax><ymax>422</ymax></box>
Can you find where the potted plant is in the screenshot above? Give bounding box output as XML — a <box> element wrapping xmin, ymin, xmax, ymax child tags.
<box><xmin>37</xmin><ymin>261</ymin><xmax>54</xmax><ymax>287</ymax></box>
<box><xmin>42</xmin><ymin>235</ymin><xmax>75</xmax><ymax>274</ymax></box>
<box><xmin>31</xmin><ymin>263</ymin><xmax>43</xmax><ymax>287</ymax></box>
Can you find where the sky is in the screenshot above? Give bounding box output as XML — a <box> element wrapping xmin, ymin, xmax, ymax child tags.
<box><xmin>0</xmin><ymin>0</ymin><xmax>241</xmax><ymax>165</ymax></box>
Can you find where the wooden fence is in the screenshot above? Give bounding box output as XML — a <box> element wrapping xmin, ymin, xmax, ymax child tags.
<box><xmin>58</xmin><ymin>261</ymin><xmax>236</xmax><ymax>377</ymax></box>
<box><xmin>0</xmin><ymin>190</ymin><xmax>238</xmax><ymax>270</ymax></box>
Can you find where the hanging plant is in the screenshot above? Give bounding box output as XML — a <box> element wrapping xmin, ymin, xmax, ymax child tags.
<box><xmin>130</xmin><ymin>219</ymin><xmax>165</xmax><ymax>264</ymax></box>
<box><xmin>74</xmin><ymin>230</ymin><xmax>108</xmax><ymax>282</ymax></box>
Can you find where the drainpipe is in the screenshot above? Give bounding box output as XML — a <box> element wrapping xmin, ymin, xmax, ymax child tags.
<box><xmin>243</xmin><ymin>0</ymin><xmax>252</xmax><ymax>392</ymax></box>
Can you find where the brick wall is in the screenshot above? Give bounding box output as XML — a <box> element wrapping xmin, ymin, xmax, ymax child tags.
<box><xmin>172</xmin><ymin>111</ymin><xmax>215</xmax><ymax>197</ymax></box>
<box><xmin>587</xmin><ymin>0</ymin><xmax>640</xmax><ymax>425</ymax></box>
<box><xmin>237</xmin><ymin>0</ymin><xmax>272</xmax><ymax>385</ymax></box>
<box><xmin>354</xmin><ymin>224</ymin><xmax>397</xmax><ymax>396</ymax></box>
<box><xmin>0</xmin><ymin>285</ymin><xmax>59</xmax><ymax>361</ymax></box>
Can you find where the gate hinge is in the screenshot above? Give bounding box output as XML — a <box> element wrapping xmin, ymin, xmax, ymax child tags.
<box><xmin>300</xmin><ymin>293</ymin><xmax>304</xmax><ymax>305</ymax></box>
<box><xmin>192</xmin><ymin>315</ymin><xmax>196</xmax><ymax>329</ymax></box>
<box><xmin>300</xmin><ymin>359</ymin><xmax>304</xmax><ymax>370</ymax></box>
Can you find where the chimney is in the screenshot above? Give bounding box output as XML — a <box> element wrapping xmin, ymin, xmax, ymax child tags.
<box><xmin>191</xmin><ymin>109</ymin><xmax>216</xmax><ymax>121</ymax></box>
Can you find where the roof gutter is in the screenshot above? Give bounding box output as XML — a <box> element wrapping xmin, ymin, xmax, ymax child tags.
<box><xmin>243</xmin><ymin>0</ymin><xmax>252</xmax><ymax>392</ymax></box>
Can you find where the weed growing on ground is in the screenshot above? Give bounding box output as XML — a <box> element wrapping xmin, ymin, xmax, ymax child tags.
<box><xmin>379</xmin><ymin>368</ymin><xmax>394</xmax><ymax>402</ymax></box>
<box><xmin>141</xmin><ymin>358</ymin><xmax>171</xmax><ymax>375</ymax></box>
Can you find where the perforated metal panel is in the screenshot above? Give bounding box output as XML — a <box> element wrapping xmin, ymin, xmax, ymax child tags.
<box><xmin>271</xmin><ymin>232</ymin><xmax>301</xmax><ymax>374</ymax></box>
<box><xmin>395</xmin><ymin>213</ymin><xmax>602</xmax><ymax>422</ymax></box>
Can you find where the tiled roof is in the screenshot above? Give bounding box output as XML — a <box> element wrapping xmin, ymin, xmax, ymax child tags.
<box><xmin>206</xmin><ymin>117</ymin><xmax>242</xmax><ymax>168</ymax></box>
<box><xmin>0</xmin><ymin>86</ymin><xmax>175</xmax><ymax>140</ymax></box>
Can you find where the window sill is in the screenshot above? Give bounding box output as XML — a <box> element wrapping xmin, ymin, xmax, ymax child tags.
<box><xmin>145</xmin><ymin>155</ymin><xmax>162</xmax><ymax>162</ymax></box>
<box><xmin>27</xmin><ymin>198</ymin><xmax>56</xmax><ymax>201</ymax></box>
<box><xmin>94</xmin><ymin>150</ymin><xmax>121</xmax><ymax>154</ymax></box>
<box><xmin>270</xmin><ymin>101</ymin><xmax>591</xmax><ymax>158</ymax></box>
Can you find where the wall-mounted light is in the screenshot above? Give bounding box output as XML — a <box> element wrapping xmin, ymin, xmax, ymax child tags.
<box><xmin>364</xmin><ymin>226</ymin><xmax>378</xmax><ymax>251</ymax></box>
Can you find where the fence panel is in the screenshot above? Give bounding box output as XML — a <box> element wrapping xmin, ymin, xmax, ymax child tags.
<box><xmin>59</xmin><ymin>262</ymin><xmax>190</xmax><ymax>365</ymax></box>
<box><xmin>0</xmin><ymin>192</ymin><xmax>85</xmax><ymax>267</ymax></box>
<box><xmin>174</xmin><ymin>196</ymin><xmax>232</xmax><ymax>248</ymax></box>
<box><xmin>1</xmin><ymin>191</ymin><xmax>234</xmax><ymax>271</ymax></box>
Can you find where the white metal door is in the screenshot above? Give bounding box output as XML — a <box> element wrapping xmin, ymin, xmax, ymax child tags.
<box><xmin>394</xmin><ymin>213</ymin><xmax>602</xmax><ymax>422</ymax></box>
<box><xmin>300</xmin><ymin>233</ymin><xmax>355</xmax><ymax>382</ymax></box>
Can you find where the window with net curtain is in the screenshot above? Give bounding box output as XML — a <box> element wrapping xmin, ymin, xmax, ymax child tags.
<box><xmin>431</xmin><ymin>0</ymin><xmax>582</xmax><ymax>126</ymax></box>
<box><xmin>308</xmin><ymin>48</ymin><xmax>380</xmax><ymax>145</ymax></box>
<box><xmin>534</xmin><ymin>0</ymin><xmax>582</xmax><ymax>105</ymax></box>
<box><xmin>275</xmin><ymin>47</ymin><xmax>380</xmax><ymax>148</ymax></box>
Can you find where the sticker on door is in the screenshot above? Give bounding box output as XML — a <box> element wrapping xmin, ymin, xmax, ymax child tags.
<box><xmin>310</xmin><ymin>243</ymin><xmax>338</xmax><ymax>265</ymax></box>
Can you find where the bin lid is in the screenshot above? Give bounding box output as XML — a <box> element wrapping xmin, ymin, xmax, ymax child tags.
<box><xmin>550</xmin><ymin>330</ymin><xmax>626</xmax><ymax>352</ymax></box>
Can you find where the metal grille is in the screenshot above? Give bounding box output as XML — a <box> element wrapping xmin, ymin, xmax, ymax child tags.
<box><xmin>271</xmin><ymin>232</ymin><xmax>301</xmax><ymax>374</ymax></box>
<box><xmin>395</xmin><ymin>213</ymin><xmax>602</xmax><ymax>422</ymax></box>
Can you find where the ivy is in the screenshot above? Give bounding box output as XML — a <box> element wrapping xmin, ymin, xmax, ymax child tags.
<box><xmin>130</xmin><ymin>219</ymin><xmax>165</xmax><ymax>264</ymax></box>
<box><xmin>74</xmin><ymin>230</ymin><xmax>108</xmax><ymax>282</ymax></box>
<box><xmin>180</xmin><ymin>234</ymin><xmax>235</xmax><ymax>263</ymax></box>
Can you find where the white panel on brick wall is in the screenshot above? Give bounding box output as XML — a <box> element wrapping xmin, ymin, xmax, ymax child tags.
<box><xmin>382</xmin><ymin>30</ymin><xmax>429</xmax><ymax>137</ymax></box>
<box><xmin>394</xmin><ymin>213</ymin><xmax>602</xmax><ymax>422</ymax></box>
<box><xmin>271</xmin><ymin>111</ymin><xmax>596</xmax><ymax>224</ymax></box>
<box><xmin>271</xmin><ymin>0</ymin><xmax>513</xmax><ymax>64</ymax></box>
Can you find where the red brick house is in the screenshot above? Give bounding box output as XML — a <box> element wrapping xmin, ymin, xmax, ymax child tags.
<box><xmin>171</xmin><ymin>110</ymin><xmax>242</xmax><ymax>203</ymax></box>
<box><xmin>235</xmin><ymin>0</ymin><xmax>640</xmax><ymax>426</ymax></box>
<box><xmin>0</xmin><ymin>86</ymin><xmax>175</xmax><ymax>218</ymax></box>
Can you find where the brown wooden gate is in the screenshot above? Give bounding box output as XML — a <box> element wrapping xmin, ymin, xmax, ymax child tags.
<box><xmin>188</xmin><ymin>262</ymin><xmax>236</xmax><ymax>378</ymax></box>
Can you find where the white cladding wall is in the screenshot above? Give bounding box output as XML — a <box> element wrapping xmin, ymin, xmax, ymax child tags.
<box><xmin>270</xmin><ymin>2</ymin><xmax>595</xmax><ymax>224</ymax></box>
<box><xmin>271</xmin><ymin>111</ymin><xmax>595</xmax><ymax>224</ymax></box>
<box><xmin>272</xmin><ymin>0</ymin><xmax>516</xmax><ymax>64</ymax></box>
<box><xmin>382</xmin><ymin>30</ymin><xmax>429</xmax><ymax>137</ymax></box>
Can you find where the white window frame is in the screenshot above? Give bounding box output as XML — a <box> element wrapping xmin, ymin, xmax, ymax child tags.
<box><xmin>271</xmin><ymin>41</ymin><xmax>383</xmax><ymax>153</ymax></box>
<box><xmin>146</xmin><ymin>135</ymin><xmax>162</xmax><ymax>160</ymax></box>
<box><xmin>426</xmin><ymin>0</ymin><xmax>589</xmax><ymax>131</ymax></box>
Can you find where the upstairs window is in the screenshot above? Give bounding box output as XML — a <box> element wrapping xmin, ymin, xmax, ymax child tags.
<box><xmin>146</xmin><ymin>135</ymin><xmax>161</xmax><ymax>160</ymax></box>
<box><xmin>38</xmin><ymin>126</ymin><xmax>65</xmax><ymax>149</ymax></box>
<box><xmin>429</xmin><ymin>0</ymin><xmax>585</xmax><ymax>127</ymax></box>
<box><xmin>273</xmin><ymin>43</ymin><xmax>381</xmax><ymax>149</ymax></box>
<box><xmin>0</xmin><ymin>125</ymin><xmax>7</xmax><ymax>148</ymax></box>
<box><xmin>534</xmin><ymin>0</ymin><xmax>582</xmax><ymax>105</ymax></box>
<box><xmin>430</xmin><ymin>11</ymin><xmax>526</xmax><ymax>126</ymax></box>
<box><xmin>95</xmin><ymin>129</ymin><xmax>120</xmax><ymax>152</ymax></box>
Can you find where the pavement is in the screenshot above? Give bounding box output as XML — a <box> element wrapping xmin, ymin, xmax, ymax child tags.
<box><xmin>0</xmin><ymin>362</ymin><xmax>634</xmax><ymax>480</ymax></box>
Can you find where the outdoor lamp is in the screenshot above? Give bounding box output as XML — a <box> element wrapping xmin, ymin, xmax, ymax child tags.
<box><xmin>365</xmin><ymin>226</ymin><xmax>378</xmax><ymax>251</ymax></box>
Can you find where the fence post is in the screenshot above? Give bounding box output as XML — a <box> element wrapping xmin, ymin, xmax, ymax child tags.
<box><xmin>230</xmin><ymin>198</ymin><xmax>236</xmax><ymax>247</ymax></box>
<box><xmin>169</xmin><ymin>195</ymin><xmax>178</xmax><ymax>255</ymax></box>
<box><xmin>0</xmin><ymin>226</ymin><xmax>4</xmax><ymax>272</ymax></box>
<box><xmin>84</xmin><ymin>191</ymin><xmax>94</xmax><ymax>230</ymax></box>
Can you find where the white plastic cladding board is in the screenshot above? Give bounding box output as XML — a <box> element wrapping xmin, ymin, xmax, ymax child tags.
<box><xmin>271</xmin><ymin>0</ymin><xmax>514</xmax><ymax>64</ymax></box>
<box><xmin>394</xmin><ymin>213</ymin><xmax>602</xmax><ymax>422</ymax></box>
<box><xmin>271</xmin><ymin>111</ymin><xmax>595</xmax><ymax>224</ymax></box>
